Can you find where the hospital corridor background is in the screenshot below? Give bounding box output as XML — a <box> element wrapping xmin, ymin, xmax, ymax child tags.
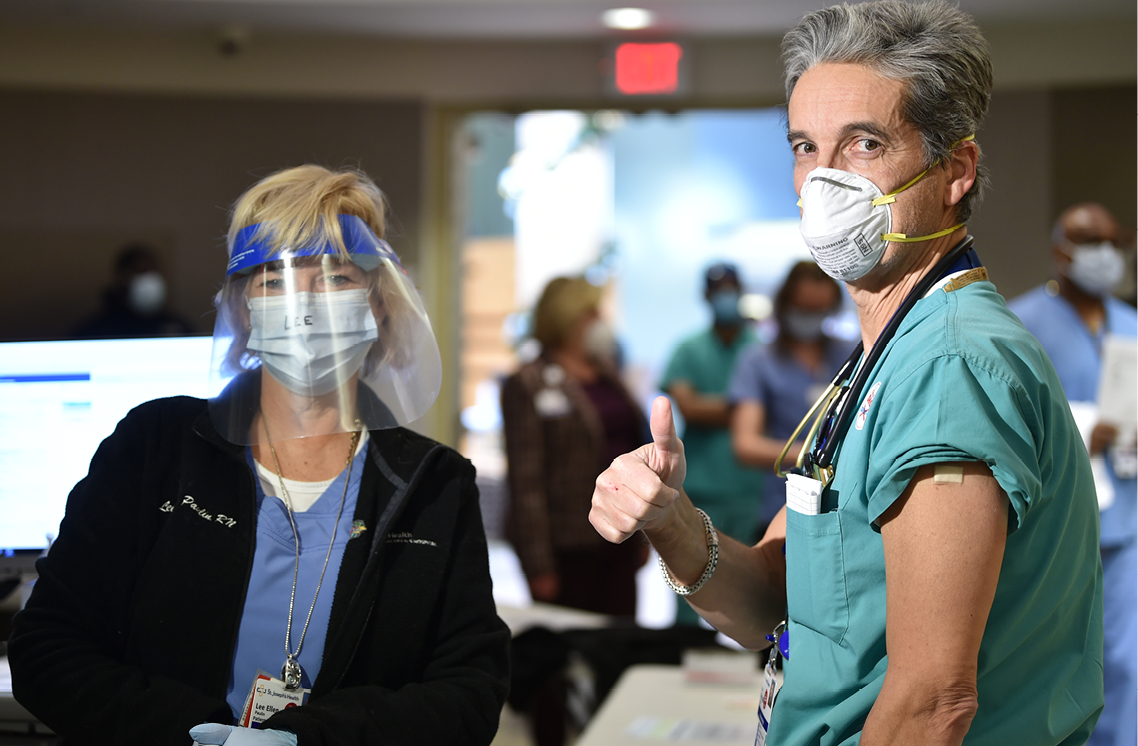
<box><xmin>0</xmin><ymin>0</ymin><xmax>1135</xmax><ymax>743</ymax></box>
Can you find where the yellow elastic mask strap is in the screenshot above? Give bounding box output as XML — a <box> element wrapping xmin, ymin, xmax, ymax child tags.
<box><xmin>870</xmin><ymin>133</ymin><xmax>976</xmax><ymax>208</ymax></box>
<box><xmin>871</xmin><ymin>166</ymin><xmax>932</xmax><ymax>207</ymax></box>
<box><xmin>883</xmin><ymin>222</ymin><xmax>965</xmax><ymax>243</ymax></box>
<box><xmin>877</xmin><ymin>133</ymin><xmax>974</xmax><ymax>242</ymax></box>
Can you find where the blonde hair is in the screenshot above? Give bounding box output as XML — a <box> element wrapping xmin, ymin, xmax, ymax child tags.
<box><xmin>532</xmin><ymin>276</ymin><xmax>602</xmax><ymax>352</ymax></box>
<box><xmin>215</xmin><ymin>165</ymin><xmax>419</xmax><ymax>376</ymax></box>
<box><xmin>227</xmin><ymin>164</ymin><xmax>387</xmax><ymax>257</ymax></box>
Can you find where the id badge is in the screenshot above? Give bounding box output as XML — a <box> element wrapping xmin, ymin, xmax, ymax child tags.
<box><xmin>534</xmin><ymin>388</ymin><xmax>572</xmax><ymax>418</ymax></box>
<box><xmin>239</xmin><ymin>671</ymin><xmax>309</xmax><ymax>728</ymax></box>
<box><xmin>755</xmin><ymin>623</ymin><xmax>786</xmax><ymax>746</ymax></box>
<box><xmin>754</xmin><ymin>654</ymin><xmax>779</xmax><ymax>746</ymax></box>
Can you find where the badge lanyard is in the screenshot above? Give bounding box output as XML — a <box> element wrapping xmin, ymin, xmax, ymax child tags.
<box><xmin>264</xmin><ymin>421</ymin><xmax>361</xmax><ymax>690</ymax></box>
<box><xmin>775</xmin><ymin>236</ymin><xmax>979</xmax><ymax>488</ymax></box>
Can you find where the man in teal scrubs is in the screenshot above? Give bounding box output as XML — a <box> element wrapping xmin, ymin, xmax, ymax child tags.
<box><xmin>660</xmin><ymin>263</ymin><xmax>763</xmax><ymax>625</ymax></box>
<box><xmin>588</xmin><ymin>2</ymin><xmax>1104</xmax><ymax>744</ymax></box>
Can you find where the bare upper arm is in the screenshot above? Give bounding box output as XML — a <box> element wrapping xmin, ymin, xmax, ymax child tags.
<box><xmin>878</xmin><ymin>462</ymin><xmax>1007</xmax><ymax>686</ymax></box>
<box><xmin>730</xmin><ymin>400</ymin><xmax>766</xmax><ymax>442</ymax></box>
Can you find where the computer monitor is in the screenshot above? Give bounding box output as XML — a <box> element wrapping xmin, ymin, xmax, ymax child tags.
<box><xmin>0</xmin><ymin>336</ymin><xmax>224</xmax><ymax>580</ymax></box>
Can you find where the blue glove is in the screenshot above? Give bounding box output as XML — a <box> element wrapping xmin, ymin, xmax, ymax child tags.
<box><xmin>190</xmin><ymin>724</ymin><xmax>298</xmax><ymax>746</ymax></box>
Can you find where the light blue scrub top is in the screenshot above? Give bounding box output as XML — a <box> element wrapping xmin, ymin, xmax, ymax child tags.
<box><xmin>1008</xmin><ymin>286</ymin><xmax>1138</xmax><ymax>547</ymax></box>
<box><xmin>728</xmin><ymin>337</ymin><xmax>857</xmax><ymax>525</ymax></box>
<box><xmin>225</xmin><ymin>445</ymin><xmax>366</xmax><ymax>719</ymax></box>
<box><xmin>772</xmin><ymin>279</ymin><xmax>1104</xmax><ymax>746</ymax></box>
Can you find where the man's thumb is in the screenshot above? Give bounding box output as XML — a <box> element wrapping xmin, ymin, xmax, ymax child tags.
<box><xmin>650</xmin><ymin>396</ymin><xmax>679</xmax><ymax>455</ymax></box>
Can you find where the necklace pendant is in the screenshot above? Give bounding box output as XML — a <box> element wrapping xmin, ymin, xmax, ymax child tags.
<box><xmin>282</xmin><ymin>656</ymin><xmax>303</xmax><ymax>691</ymax></box>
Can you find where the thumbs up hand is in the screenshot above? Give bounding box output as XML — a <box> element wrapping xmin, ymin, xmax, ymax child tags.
<box><xmin>590</xmin><ymin>396</ymin><xmax>687</xmax><ymax>544</ymax></box>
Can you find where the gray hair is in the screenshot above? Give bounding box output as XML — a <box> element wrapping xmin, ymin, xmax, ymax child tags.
<box><xmin>781</xmin><ymin>0</ymin><xmax>992</xmax><ymax>223</ymax></box>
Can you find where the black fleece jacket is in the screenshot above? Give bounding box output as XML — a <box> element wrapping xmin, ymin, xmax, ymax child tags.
<box><xmin>8</xmin><ymin>392</ymin><xmax>510</xmax><ymax>746</ymax></box>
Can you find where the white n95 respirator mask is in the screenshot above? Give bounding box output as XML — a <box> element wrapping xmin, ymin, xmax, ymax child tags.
<box><xmin>798</xmin><ymin>136</ymin><xmax>973</xmax><ymax>282</ymax></box>
<box><xmin>798</xmin><ymin>167</ymin><xmax>964</xmax><ymax>282</ymax></box>
<box><xmin>246</xmin><ymin>289</ymin><xmax>379</xmax><ymax>397</ymax></box>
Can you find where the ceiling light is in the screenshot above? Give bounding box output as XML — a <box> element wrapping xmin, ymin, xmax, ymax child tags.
<box><xmin>602</xmin><ymin>8</ymin><xmax>657</xmax><ymax>30</ymax></box>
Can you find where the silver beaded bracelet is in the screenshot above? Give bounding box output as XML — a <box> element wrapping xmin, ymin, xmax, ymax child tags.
<box><xmin>658</xmin><ymin>508</ymin><xmax>719</xmax><ymax>596</ymax></box>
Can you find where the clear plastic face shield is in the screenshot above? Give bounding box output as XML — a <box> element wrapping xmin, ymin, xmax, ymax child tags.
<box><xmin>208</xmin><ymin>215</ymin><xmax>442</xmax><ymax>444</ymax></box>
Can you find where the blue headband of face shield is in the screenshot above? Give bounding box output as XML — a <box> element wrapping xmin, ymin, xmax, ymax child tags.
<box><xmin>226</xmin><ymin>214</ymin><xmax>401</xmax><ymax>277</ymax></box>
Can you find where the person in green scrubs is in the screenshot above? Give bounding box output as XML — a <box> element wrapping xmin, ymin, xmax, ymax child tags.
<box><xmin>587</xmin><ymin>2</ymin><xmax>1103</xmax><ymax>745</ymax></box>
<box><xmin>660</xmin><ymin>263</ymin><xmax>763</xmax><ymax>626</ymax></box>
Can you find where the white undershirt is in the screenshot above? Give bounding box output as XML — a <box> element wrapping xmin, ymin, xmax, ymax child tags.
<box><xmin>254</xmin><ymin>432</ymin><xmax>369</xmax><ymax>512</ymax></box>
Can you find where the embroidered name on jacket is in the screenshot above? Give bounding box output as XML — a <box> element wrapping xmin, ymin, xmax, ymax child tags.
<box><xmin>385</xmin><ymin>531</ymin><xmax>437</xmax><ymax>547</ymax></box>
<box><xmin>159</xmin><ymin>495</ymin><xmax>237</xmax><ymax>528</ymax></box>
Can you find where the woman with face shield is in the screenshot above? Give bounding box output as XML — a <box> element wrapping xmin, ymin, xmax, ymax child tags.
<box><xmin>8</xmin><ymin>165</ymin><xmax>510</xmax><ymax>746</ymax></box>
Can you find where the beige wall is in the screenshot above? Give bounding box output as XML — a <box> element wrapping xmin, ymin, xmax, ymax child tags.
<box><xmin>0</xmin><ymin>20</ymin><xmax>1132</xmax><ymax>102</ymax></box>
<box><xmin>971</xmin><ymin>84</ymin><xmax>1137</xmax><ymax>300</ymax></box>
<box><xmin>969</xmin><ymin>89</ymin><xmax>1056</xmax><ymax>298</ymax></box>
<box><xmin>0</xmin><ymin>90</ymin><xmax>424</xmax><ymax>339</ymax></box>
<box><xmin>1052</xmin><ymin>86</ymin><xmax>1137</xmax><ymax>229</ymax></box>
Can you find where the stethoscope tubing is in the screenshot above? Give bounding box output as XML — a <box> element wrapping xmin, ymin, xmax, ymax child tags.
<box><xmin>778</xmin><ymin>235</ymin><xmax>978</xmax><ymax>484</ymax></box>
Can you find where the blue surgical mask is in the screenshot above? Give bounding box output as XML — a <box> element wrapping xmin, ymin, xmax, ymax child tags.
<box><xmin>128</xmin><ymin>272</ymin><xmax>167</xmax><ymax>316</ymax></box>
<box><xmin>247</xmin><ymin>289</ymin><xmax>379</xmax><ymax>397</ymax></box>
<box><xmin>1063</xmin><ymin>241</ymin><xmax>1124</xmax><ymax>298</ymax></box>
<box><xmin>582</xmin><ymin>319</ymin><xmax>618</xmax><ymax>364</ymax></box>
<box><xmin>710</xmin><ymin>290</ymin><xmax>742</xmax><ymax>325</ymax></box>
<box><xmin>781</xmin><ymin>310</ymin><xmax>828</xmax><ymax>342</ymax></box>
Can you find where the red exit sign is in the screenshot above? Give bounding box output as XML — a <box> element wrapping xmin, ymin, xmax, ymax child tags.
<box><xmin>611</xmin><ymin>42</ymin><xmax>687</xmax><ymax>96</ymax></box>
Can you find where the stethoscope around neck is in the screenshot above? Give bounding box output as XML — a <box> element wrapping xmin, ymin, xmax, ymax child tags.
<box><xmin>775</xmin><ymin>235</ymin><xmax>980</xmax><ymax>488</ymax></box>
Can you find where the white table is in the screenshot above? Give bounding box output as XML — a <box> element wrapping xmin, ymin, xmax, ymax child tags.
<box><xmin>575</xmin><ymin>664</ymin><xmax>764</xmax><ymax>746</ymax></box>
<box><xmin>495</xmin><ymin>601</ymin><xmax>611</xmax><ymax>635</ymax></box>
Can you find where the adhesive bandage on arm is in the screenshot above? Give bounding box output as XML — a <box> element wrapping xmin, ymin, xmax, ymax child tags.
<box><xmin>933</xmin><ymin>464</ymin><xmax>965</xmax><ymax>484</ymax></box>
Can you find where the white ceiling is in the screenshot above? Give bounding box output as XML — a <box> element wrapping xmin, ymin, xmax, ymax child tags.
<box><xmin>4</xmin><ymin>0</ymin><xmax>1135</xmax><ymax>39</ymax></box>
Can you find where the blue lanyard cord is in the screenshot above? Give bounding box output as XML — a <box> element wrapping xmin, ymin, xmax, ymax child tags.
<box><xmin>806</xmin><ymin>237</ymin><xmax>979</xmax><ymax>475</ymax></box>
<box><xmin>812</xmin><ymin>380</ymin><xmax>855</xmax><ymax>461</ymax></box>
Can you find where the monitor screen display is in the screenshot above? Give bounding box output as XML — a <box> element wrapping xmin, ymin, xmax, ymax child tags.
<box><xmin>0</xmin><ymin>336</ymin><xmax>224</xmax><ymax>557</ymax></box>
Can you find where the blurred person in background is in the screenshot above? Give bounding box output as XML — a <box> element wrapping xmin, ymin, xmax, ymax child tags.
<box><xmin>660</xmin><ymin>262</ymin><xmax>762</xmax><ymax>626</ymax></box>
<box><xmin>1009</xmin><ymin>202</ymin><xmax>1136</xmax><ymax>746</ymax></box>
<box><xmin>74</xmin><ymin>242</ymin><xmax>198</xmax><ymax>338</ymax></box>
<box><xmin>728</xmin><ymin>261</ymin><xmax>854</xmax><ymax>531</ymax></box>
<box><xmin>501</xmin><ymin>276</ymin><xmax>649</xmax><ymax>616</ymax></box>
<box><xmin>10</xmin><ymin>165</ymin><xmax>509</xmax><ymax>746</ymax></box>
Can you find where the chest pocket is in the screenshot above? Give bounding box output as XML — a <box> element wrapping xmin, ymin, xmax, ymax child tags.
<box><xmin>785</xmin><ymin>507</ymin><xmax>850</xmax><ymax>645</ymax></box>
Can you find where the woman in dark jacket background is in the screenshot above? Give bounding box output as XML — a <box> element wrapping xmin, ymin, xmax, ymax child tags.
<box><xmin>500</xmin><ymin>276</ymin><xmax>649</xmax><ymax>618</ymax></box>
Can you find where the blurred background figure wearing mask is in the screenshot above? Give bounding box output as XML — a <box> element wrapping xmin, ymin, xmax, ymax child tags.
<box><xmin>9</xmin><ymin>165</ymin><xmax>510</xmax><ymax>746</ymax></box>
<box><xmin>659</xmin><ymin>262</ymin><xmax>762</xmax><ymax>626</ymax></box>
<box><xmin>73</xmin><ymin>242</ymin><xmax>197</xmax><ymax>338</ymax></box>
<box><xmin>1009</xmin><ymin>202</ymin><xmax>1137</xmax><ymax>746</ymax></box>
<box><xmin>728</xmin><ymin>261</ymin><xmax>855</xmax><ymax>532</ymax></box>
<box><xmin>501</xmin><ymin>276</ymin><xmax>649</xmax><ymax>615</ymax></box>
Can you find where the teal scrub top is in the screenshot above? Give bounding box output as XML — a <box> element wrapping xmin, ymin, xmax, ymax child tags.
<box><xmin>771</xmin><ymin>278</ymin><xmax>1104</xmax><ymax>746</ymax></box>
<box><xmin>660</xmin><ymin>327</ymin><xmax>762</xmax><ymax>539</ymax></box>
